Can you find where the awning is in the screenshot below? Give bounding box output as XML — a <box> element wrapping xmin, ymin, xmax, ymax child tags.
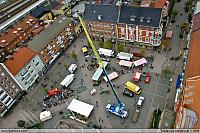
<box><xmin>82</xmin><ymin>47</ymin><xmax>88</xmax><ymax>53</ymax></box>
<box><xmin>119</xmin><ymin>60</ymin><xmax>133</xmax><ymax>67</ymax></box>
<box><xmin>133</xmin><ymin>58</ymin><xmax>147</xmax><ymax>67</ymax></box>
<box><xmin>67</xmin><ymin>99</ymin><xmax>94</xmax><ymax>118</ymax></box>
<box><xmin>176</xmin><ymin>74</ymin><xmax>183</xmax><ymax>89</ymax></box>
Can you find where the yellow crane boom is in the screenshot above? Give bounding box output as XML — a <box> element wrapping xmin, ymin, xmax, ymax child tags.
<box><xmin>78</xmin><ymin>16</ymin><xmax>104</xmax><ymax>68</ymax></box>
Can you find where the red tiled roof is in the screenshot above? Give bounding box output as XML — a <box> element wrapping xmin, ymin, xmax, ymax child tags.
<box><xmin>4</xmin><ymin>47</ymin><xmax>36</xmax><ymax>76</ymax></box>
<box><xmin>192</xmin><ymin>13</ymin><xmax>200</xmax><ymax>32</ymax></box>
<box><xmin>0</xmin><ymin>15</ymin><xmax>38</xmax><ymax>48</ymax></box>
<box><xmin>186</xmin><ymin>29</ymin><xmax>200</xmax><ymax>78</ymax></box>
<box><xmin>152</xmin><ymin>0</ymin><xmax>168</xmax><ymax>8</ymax></box>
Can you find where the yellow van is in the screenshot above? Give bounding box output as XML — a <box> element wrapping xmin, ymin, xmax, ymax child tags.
<box><xmin>124</xmin><ymin>81</ymin><xmax>141</xmax><ymax>94</ymax></box>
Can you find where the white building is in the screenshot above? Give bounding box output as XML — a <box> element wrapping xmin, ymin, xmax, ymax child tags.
<box><xmin>4</xmin><ymin>47</ymin><xmax>45</xmax><ymax>92</ymax></box>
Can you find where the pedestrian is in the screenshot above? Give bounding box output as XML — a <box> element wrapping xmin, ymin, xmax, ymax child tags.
<box><xmin>99</xmin><ymin>118</ymin><xmax>101</xmax><ymax>122</ymax></box>
<box><xmin>101</xmin><ymin>119</ymin><xmax>103</xmax><ymax>123</ymax></box>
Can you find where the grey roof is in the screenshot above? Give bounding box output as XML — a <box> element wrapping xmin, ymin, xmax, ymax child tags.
<box><xmin>28</xmin><ymin>16</ymin><xmax>71</xmax><ymax>52</ymax></box>
<box><xmin>119</xmin><ymin>6</ymin><xmax>162</xmax><ymax>27</ymax></box>
<box><xmin>84</xmin><ymin>4</ymin><xmax>119</xmax><ymax>23</ymax></box>
<box><xmin>84</xmin><ymin>4</ymin><xmax>162</xmax><ymax>27</ymax></box>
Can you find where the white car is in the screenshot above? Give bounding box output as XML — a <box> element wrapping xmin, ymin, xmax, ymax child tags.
<box><xmin>137</xmin><ymin>96</ymin><xmax>144</xmax><ymax>108</ymax></box>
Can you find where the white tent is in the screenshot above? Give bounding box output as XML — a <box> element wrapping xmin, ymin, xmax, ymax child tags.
<box><xmin>103</xmin><ymin>72</ymin><xmax>118</xmax><ymax>82</ymax></box>
<box><xmin>119</xmin><ymin>60</ymin><xmax>133</xmax><ymax>67</ymax></box>
<box><xmin>67</xmin><ymin>99</ymin><xmax>94</xmax><ymax>118</ymax></box>
<box><xmin>68</xmin><ymin>64</ymin><xmax>77</xmax><ymax>73</ymax></box>
<box><xmin>39</xmin><ymin>111</ymin><xmax>52</xmax><ymax>122</ymax></box>
<box><xmin>133</xmin><ymin>58</ymin><xmax>147</xmax><ymax>67</ymax></box>
<box><xmin>117</xmin><ymin>52</ymin><xmax>133</xmax><ymax>60</ymax></box>
<box><xmin>92</xmin><ymin>61</ymin><xmax>108</xmax><ymax>81</ymax></box>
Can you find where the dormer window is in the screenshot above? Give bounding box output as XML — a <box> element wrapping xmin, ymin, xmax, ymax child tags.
<box><xmin>98</xmin><ymin>15</ymin><xmax>102</xmax><ymax>20</ymax></box>
<box><xmin>147</xmin><ymin>17</ymin><xmax>151</xmax><ymax>23</ymax></box>
<box><xmin>139</xmin><ymin>16</ymin><xmax>144</xmax><ymax>22</ymax></box>
<box><xmin>130</xmin><ymin>15</ymin><xmax>136</xmax><ymax>22</ymax></box>
<box><xmin>1</xmin><ymin>40</ymin><xmax>6</xmax><ymax>43</ymax></box>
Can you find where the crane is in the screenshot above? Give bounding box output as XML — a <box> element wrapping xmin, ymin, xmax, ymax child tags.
<box><xmin>78</xmin><ymin>15</ymin><xmax>128</xmax><ymax>118</ymax></box>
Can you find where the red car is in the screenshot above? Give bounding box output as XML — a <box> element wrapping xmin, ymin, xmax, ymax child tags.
<box><xmin>145</xmin><ymin>73</ymin><xmax>151</xmax><ymax>83</ymax></box>
<box><xmin>133</xmin><ymin>70</ymin><xmax>141</xmax><ymax>82</ymax></box>
<box><xmin>47</xmin><ymin>88</ymin><xmax>61</xmax><ymax>97</ymax></box>
<box><xmin>132</xmin><ymin>52</ymin><xmax>142</xmax><ymax>57</ymax></box>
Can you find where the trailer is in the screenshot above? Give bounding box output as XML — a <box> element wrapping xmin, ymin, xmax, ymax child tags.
<box><xmin>117</xmin><ymin>52</ymin><xmax>133</xmax><ymax>61</ymax></box>
<box><xmin>60</xmin><ymin>74</ymin><xmax>75</xmax><ymax>87</ymax></box>
<box><xmin>98</xmin><ymin>48</ymin><xmax>115</xmax><ymax>57</ymax></box>
<box><xmin>103</xmin><ymin>72</ymin><xmax>118</xmax><ymax>82</ymax></box>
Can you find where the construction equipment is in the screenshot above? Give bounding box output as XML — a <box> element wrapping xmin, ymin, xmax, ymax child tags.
<box><xmin>78</xmin><ymin>15</ymin><xmax>128</xmax><ymax>118</ymax></box>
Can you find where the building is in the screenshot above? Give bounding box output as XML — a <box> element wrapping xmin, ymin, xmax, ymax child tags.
<box><xmin>30</xmin><ymin>6</ymin><xmax>54</xmax><ymax>21</ymax></box>
<box><xmin>175</xmin><ymin>4</ymin><xmax>200</xmax><ymax>128</ymax></box>
<box><xmin>0</xmin><ymin>63</ymin><xmax>23</xmax><ymax>117</ymax></box>
<box><xmin>151</xmin><ymin>0</ymin><xmax>169</xmax><ymax>17</ymax></box>
<box><xmin>84</xmin><ymin>4</ymin><xmax>163</xmax><ymax>46</ymax></box>
<box><xmin>4</xmin><ymin>47</ymin><xmax>45</xmax><ymax>92</ymax></box>
<box><xmin>0</xmin><ymin>15</ymin><xmax>39</xmax><ymax>55</ymax></box>
<box><xmin>28</xmin><ymin>16</ymin><xmax>74</xmax><ymax>67</ymax></box>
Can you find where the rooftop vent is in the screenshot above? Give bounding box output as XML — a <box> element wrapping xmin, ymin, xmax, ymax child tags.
<box><xmin>26</xmin><ymin>21</ymin><xmax>30</xmax><ymax>24</ymax></box>
<box><xmin>98</xmin><ymin>15</ymin><xmax>102</xmax><ymax>20</ymax></box>
<box><xmin>1</xmin><ymin>40</ymin><xmax>6</xmax><ymax>43</ymax></box>
<box><xmin>17</xmin><ymin>28</ymin><xmax>22</xmax><ymax>31</ymax></box>
<box><xmin>139</xmin><ymin>16</ymin><xmax>144</xmax><ymax>22</ymax></box>
<box><xmin>93</xmin><ymin>10</ymin><xmax>96</xmax><ymax>14</ymax></box>
<box><xmin>130</xmin><ymin>15</ymin><xmax>136</xmax><ymax>22</ymax></box>
<box><xmin>29</xmin><ymin>19</ymin><xmax>33</xmax><ymax>22</ymax></box>
<box><xmin>13</xmin><ymin>31</ymin><xmax>17</xmax><ymax>34</ymax></box>
<box><xmin>146</xmin><ymin>17</ymin><xmax>151</xmax><ymax>23</ymax></box>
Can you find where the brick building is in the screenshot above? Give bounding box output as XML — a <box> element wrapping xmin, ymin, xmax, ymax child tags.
<box><xmin>0</xmin><ymin>16</ymin><xmax>39</xmax><ymax>55</ymax></box>
<box><xmin>28</xmin><ymin>16</ymin><xmax>74</xmax><ymax>67</ymax></box>
<box><xmin>84</xmin><ymin>4</ymin><xmax>163</xmax><ymax>46</ymax></box>
<box><xmin>0</xmin><ymin>63</ymin><xmax>23</xmax><ymax>117</ymax></box>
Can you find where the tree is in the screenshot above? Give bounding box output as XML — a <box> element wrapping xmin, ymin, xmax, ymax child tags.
<box><xmin>162</xmin><ymin>39</ymin><xmax>170</xmax><ymax>49</ymax></box>
<box><xmin>42</xmin><ymin>88</ymin><xmax>48</xmax><ymax>94</ymax></box>
<box><xmin>98</xmin><ymin>40</ymin><xmax>104</xmax><ymax>48</ymax></box>
<box><xmin>180</xmin><ymin>22</ymin><xmax>189</xmax><ymax>32</ymax></box>
<box><xmin>184</xmin><ymin>0</ymin><xmax>193</xmax><ymax>12</ymax></box>
<box><xmin>161</xmin><ymin>66</ymin><xmax>172</xmax><ymax>75</ymax></box>
<box><xmin>64</xmin><ymin>63</ymin><xmax>69</xmax><ymax>70</ymax></box>
<box><xmin>104</xmin><ymin>40</ymin><xmax>112</xmax><ymax>49</ymax></box>
<box><xmin>17</xmin><ymin>120</ymin><xmax>25</xmax><ymax>127</ymax></box>
<box><xmin>71</xmin><ymin>51</ymin><xmax>77</xmax><ymax>61</ymax></box>
<box><xmin>171</xmin><ymin>9</ymin><xmax>178</xmax><ymax>19</ymax></box>
<box><xmin>140</xmin><ymin>46</ymin><xmax>145</xmax><ymax>56</ymax></box>
<box><xmin>117</xmin><ymin>43</ymin><xmax>124</xmax><ymax>52</ymax></box>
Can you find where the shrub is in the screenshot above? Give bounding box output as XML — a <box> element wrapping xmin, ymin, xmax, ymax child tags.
<box><xmin>17</xmin><ymin>120</ymin><xmax>25</xmax><ymax>127</ymax></box>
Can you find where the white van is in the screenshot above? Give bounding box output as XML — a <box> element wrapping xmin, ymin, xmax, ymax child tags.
<box><xmin>68</xmin><ymin>64</ymin><xmax>77</xmax><ymax>73</ymax></box>
<box><xmin>60</xmin><ymin>74</ymin><xmax>75</xmax><ymax>87</ymax></box>
<box><xmin>98</xmin><ymin>48</ymin><xmax>115</xmax><ymax>57</ymax></box>
<box><xmin>137</xmin><ymin>96</ymin><xmax>144</xmax><ymax>108</ymax></box>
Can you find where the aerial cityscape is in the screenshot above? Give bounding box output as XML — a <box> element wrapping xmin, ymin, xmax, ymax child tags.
<box><xmin>0</xmin><ymin>0</ymin><xmax>198</xmax><ymax>132</ymax></box>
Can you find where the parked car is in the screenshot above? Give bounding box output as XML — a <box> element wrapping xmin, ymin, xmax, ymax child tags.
<box><xmin>122</xmin><ymin>89</ymin><xmax>134</xmax><ymax>97</ymax></box>
<box><xmin>132</xmin><ymin>52</ymin><xmax>142</xmax><ymax>57</ymax></box>
<box><xmin>145</xmin><ymin>72</ymin><xmax>151</xmax><ymax>83</ymax></box>
<box><xmin>137</xmin><ymin>96</ymin><xmax>144</xmax><ymax>108</ymax></box>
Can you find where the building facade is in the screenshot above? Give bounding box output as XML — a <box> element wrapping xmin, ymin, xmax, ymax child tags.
<box><xmin>84</xmin><ymin>4</ymin><xmax>163</xmax><ymax>46</ymax></box>
<box><xmin>28</xmin><ymin>15</ymin><xmax>74</xmax><ymax>67</ymax></box>
<box><xmin>4</xmin><ymin>47</ymin><xmax>45</xmax><ymax>92</ymax></box>
<box><xmin>0</xmin><ymin>16</ymin><xmax>39</xmax><ymax>55</ymax></box>
<box><xmin>0</xmin><ymin>63</ymin><xmax>23</xmax><ymax>116</ymax></box>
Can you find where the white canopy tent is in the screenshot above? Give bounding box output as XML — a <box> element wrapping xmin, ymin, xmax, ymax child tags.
<box><xmin>103</xmin><ymin>72</ymin><xmax>118</xmax><ymax>82</ymax></box>
<box><xmin>68</xmin><ymin>64</ymin><xmax>77</xmax><ymax>73</ymax></box>
<box><xmin>119</xmin><ymin>60</ymin><xmax>133</xmax><ymax>67</ymax></box>
<box><xmin>67</xmin><ymin>99</ymin><xmax>94</xmax><ymax>118</ymax></box>
<box><xmin>39</xmin><ymin>111</ymin><xmax>52</xmax><ymax>122</ymax></box>
<box><xmin>133</xmin><ymin>58</ymin><xmax>147</xmax><ymax>67</ymax></box>
<box><xmin>92</xmin><ymin>61</ymin><xmax>108</xmax><ymax>81</ymax></box>
<box><xmin>117</xmin><ymin>52</ymin><xmax>133</xmax><ymax>60</ymax></box>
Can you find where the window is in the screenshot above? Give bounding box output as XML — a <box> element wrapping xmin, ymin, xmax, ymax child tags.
<box><xmin>0</xmin><ymin>81</ymin><xmax>4</xmax><ymax>85</ymax></box>
<box><xmin>11</xmin><ymin>93</ymin><xmax>14</xmax><ymax>96</ymax></box>
<box><xmin>53</xmin><ymin>45</ymin><xmax>55</xmax><ymax>48</ymax></box>
<box><xmin>27</xmin><ymin>65</ymin><xmax>31</xmax><ymax>69</ymax></box>
<box><xmin>41</xmin><ymin>51</ymin><xmax>43</xmax><ymax>54</ymax></box>
<box><xmin>5</xmin><ymin>97</ymin><xmax>11</xmax><ymax>105</ymax></box>
<box><xmin>9</xmin><ymin>81</ymin><xmax>12</xmax><ymax>85</ymax></box>
<box><xmin>31</xmin><ymin>70</ymin><xmax>34</xmax><ymax>73</ymax></box>
<box><xmin>145</xmin><ymin>37</ymin><xmax>149</xmax><ymax>42</ymax></box>
<box><xmin>139</xmin><ymin>36</ymin><xmax>142</xmax><ymax>42</ymax></box>
<box><xmin>15</xmin><ymin>88</ymin><xmax>18</xmax><ymax>92</ymax></box>
<box><xmin>5</xmin><ymin>85</ymin><xmax>8</xmax><ymax>88</ymax></box>
<box><xmin>35</xmin><ymin>62</ymin><xmax>39</xmax><ymax>66</ymax></box>
<box><xmin>12</xmin><ymin>85</ymin><xmax>15</xmax><ymax>89</ymax></box>
<box><xmin>0</xmin><ymin>103</ymin><xmax>4</xmax><ymax>108</ymax></box>
<box><xmin>32</xmin><ymin>59</ymin><xmax>35</xmax><ymax>62</ymax></box>
<box><xmin>1</xmin><ymin>94</ymin><xmax>7</xmax><ymax>101</ymax></box>
<box><xmin>5</xmin><ymin>77</ymin><xmax>8</xmax><ymax>81</ymax></box>
<box><xmin>8</xmin><ymin>89</ymin><xmax>11</xmax><ymax>92</ymax></box>
<box><xmin>0</xmin><ymin>90</ymin><xmax>4</xmax><ymax>95</ymax></box>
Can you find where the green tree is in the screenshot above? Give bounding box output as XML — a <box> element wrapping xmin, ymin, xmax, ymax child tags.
<box><xmin>117</xmin><ymin>43</ymin><xmax>124</xmax><ymax>52</ymax></box>
<box><xmin>71</xmin><ymin>51</ymin><xmax>77</xmax><ymax>61</ymax></box>
<box><xmin>104</xmin><ymin>40</ymin><xmax>112</xmax><ymax>49</ymax></box>
<box><xmin>41</xmin><ymin>88</ymin><xmax>48</xmax><ymax>94</ymax></box>
<box><xmin>17</xmin><ymin>120</ymin><xmax>25</xmax><ymax>127</ymax></box>
<box><xmin>162</xmin><ymin>39</ymin><xmax>170</xmax><ymax>49</ymax></box>
<box><xmin>180</xmin><ymin>22</ymin><xmax>189</xmax><ymax>32</ymax></box>
<box><xmin>64</xmin><ymin>63</ymin><xmax>69</xmax><ymax>70</ymax></box>
<box><xmin>171</xmin><ymin>9</ymin><xmax>178</xmax><ymax>19</ymax></box>
<box><xmin>98</xmin><ymin>40</ymin><xmax>104</xmax><ymax>48</ymax></box>
<box><xmin>184</xmin><ymin>0</ymin><xmax>193</xmax><ymax>12</ymax></box>
<box><xmin>161</xmin><ymin>66</ymin><xmax>172</xmax><ymax>75</ymax></box>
